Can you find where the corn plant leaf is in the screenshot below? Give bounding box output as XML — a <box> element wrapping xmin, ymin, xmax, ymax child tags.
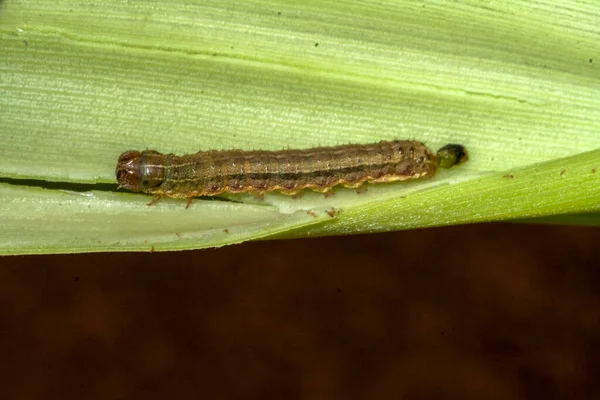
<box><xmin>1</xmin><ymin>0</ymin><xmax>599</xmax><ymax>254</ymax></box>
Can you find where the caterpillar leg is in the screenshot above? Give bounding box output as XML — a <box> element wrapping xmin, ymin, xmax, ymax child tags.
<box><xmin>311</xmin><ymin>186</ymin><xmax>336</xmax><ymax>198</ymax></box>
<box><xmin>147</xmin><ymin>195</ymin><xmax>163</xmax><ymax>206</ymax></box>
<box><xmin>186</xmin><ymin>198</ymin><xmax>193</xmax><ymax>209</ymax></box>
<box><xmin>343</xmin><ymin>182</ymin><xmax>368</xmax><ymax>193</ymax></box>
<box><xmin>354</xmin><ymin>185</ymin><xmax>368</xmax><ymax>194</ymax></box>
<box><xmin>324</xmin><ymin>189</ymin><xmax>336</xmax><ymax>198</ymax></box>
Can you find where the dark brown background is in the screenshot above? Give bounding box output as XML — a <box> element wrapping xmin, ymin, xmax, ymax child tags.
<box><xmin>1</xmin><ymin>223</ymin><xmax>600</xmax><ymax>399</ymax></box>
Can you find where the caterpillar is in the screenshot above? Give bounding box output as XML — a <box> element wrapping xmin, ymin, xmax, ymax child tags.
<box><xmin>116</xmin><ymin>140</ymin><xmax>468</xmax><ymax>207</ymax></box>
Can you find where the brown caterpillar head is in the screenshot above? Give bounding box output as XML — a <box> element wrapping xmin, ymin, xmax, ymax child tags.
<box><xmin>116</xmin><ymin>150</ymin><xmax>166</xmax><ymax>192</ymax></box>
<box><xmin>436</xmin><ymin>144</ymin><xmax>468</xmax><ymax>168</ymax></box>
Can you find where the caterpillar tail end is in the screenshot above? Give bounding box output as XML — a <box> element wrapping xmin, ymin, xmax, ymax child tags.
<box><xmin>436</xmin><ymin>144</ymin><xmax>468</xmax><ymax>169</ymax></box>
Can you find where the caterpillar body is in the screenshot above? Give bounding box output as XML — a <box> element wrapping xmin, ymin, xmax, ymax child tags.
<box><xmin>116</xmin><ymin>140</ymin><xmax>468</xmax><ymax>206</ymax></box>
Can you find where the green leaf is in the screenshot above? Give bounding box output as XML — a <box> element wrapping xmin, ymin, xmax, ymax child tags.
<box><xmin>1</xmin><ymin>0</ymin><xmax>599</xmax><ymax>254</ymax></box>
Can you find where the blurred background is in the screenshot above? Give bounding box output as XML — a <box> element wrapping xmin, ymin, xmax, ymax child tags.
<box><xmin>1</xmin><ymin>223</ymin><xmax>600</xmax><ymax>399</ymax></box>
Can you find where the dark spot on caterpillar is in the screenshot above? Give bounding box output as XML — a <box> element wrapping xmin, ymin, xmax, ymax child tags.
<box><xmin>593</xmin><ymin>168</ymin><xmax>597</xmax><ymax>173</ymax></box>
<box><xmin>560</xmin><ymin>169</ymin><xmax>566</xmax><ymax>176</ymax></box>
<box><xmin>306</xmin><ymin>210</ymin><xmax>318</xmax><ymax>217</ymax></box>
<box><xmin>402</xmin><ymin>167</ymin><xmax>415</xmax><ymax>176</ymax></box>
<box><xmin>223</xmin><ymin>229</ymin><xmax>229</xmax><ymax>233</ymax></box>
<box><xmin>228</xmin><ymin>181</ymin><xmax>241</xmax><ymax>190</ymax></box>
<box><xmin>254</xmin><ymin>183</ymin><xmax>268</xmax><ymax>190</ymax></box>
<box><xmin>590</xmin><ymin>58</ymin><xmax>593</xmax><ymax>63</ymax></box>
<box><xmin>503</xmin><ymin>174</ymin><xmax>514</xmax><ymax>179</ymax></box>
<box><xmin>314</xmin><ymin>42</ymin><xmax>319</xmax><ymax>47</ymax></box>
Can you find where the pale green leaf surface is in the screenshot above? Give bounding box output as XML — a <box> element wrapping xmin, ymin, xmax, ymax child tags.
<box><xmin>1</xmin><ymin>182</ymin><xmax>334</xmax><ymax>254</ymax></box>
<box><xmin>1</xmin><ymin>0</ymin><xmax>599</xmax><ymax>254</ymax></box>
